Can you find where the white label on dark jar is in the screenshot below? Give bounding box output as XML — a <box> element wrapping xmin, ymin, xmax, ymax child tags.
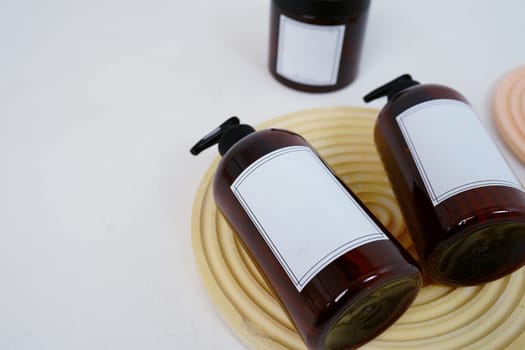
<box><xmin>276</xmin><ymin>15</ymin><xmax>345</xmax><ymax>86</ymax></box>
<box><xmin>397</xmin><ymin>99</ymin><xmax>524</xmax><ymax>206</ymax></box>
<box><xmin>231</xmin><ymin>146</ymin><xmax>387</xmax><ymax>292</ymax></box>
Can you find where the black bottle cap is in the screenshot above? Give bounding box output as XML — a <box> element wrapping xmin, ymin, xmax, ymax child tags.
<box><xmin>363</xmin><ymin>74</ymin><xmax>420</xmax><ymax>102</ymax></box>
<box><xmin>190</xmin><ymin>117</ymin><xmax>256</xmax><ymax>156</ymax></box>
<box><xmin>273</xmin><ymin>0</ymin><xmax>371</xmax><ymax>18</ymax></box>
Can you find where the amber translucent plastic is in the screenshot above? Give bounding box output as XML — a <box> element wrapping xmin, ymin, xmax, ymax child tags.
<box><xmin>213</xmin><ymin>129</ymin><xmax>421</xmax><ymax>349</ymax></box>
<box><xmin>268</xmin><ymin>2</ymin><xmax>369</xmax><ymax>93</ymax></box>
<box><xmin>375</xmin><ymin>85</ymin><xmax>525</xmax><ymax>286</ymax></box>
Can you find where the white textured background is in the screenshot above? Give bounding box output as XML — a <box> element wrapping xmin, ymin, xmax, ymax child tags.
<box><xmin>1</xmin><ymin>0</ymin><xmax>524</xmax><ymax>349</ymax></box>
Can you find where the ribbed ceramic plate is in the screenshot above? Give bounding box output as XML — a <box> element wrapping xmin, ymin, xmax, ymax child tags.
<box><xmin>494</xmin><ymin>65</ymin><xmax>525</xmax><ymax>164</ymax></box>
<box><xmin>191</xmin><ymin>106</ymin><xmax>525</xmax><ymax>350</ymax></box>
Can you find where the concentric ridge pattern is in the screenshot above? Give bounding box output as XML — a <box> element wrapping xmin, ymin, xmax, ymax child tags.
<box><xmin>494</xmin><ymin>65</ymin><xmax>525</xmax><ymax>163</ymax></box>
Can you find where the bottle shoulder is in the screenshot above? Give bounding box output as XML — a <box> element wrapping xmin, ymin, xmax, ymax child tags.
<box><xmin>213</xmin><ymin>128</ymin><xmax>309</xmax><ymax>192</ymax></box>
<box><xmin>221</xmin><ymin>128</ymin><xmax>306</xmax><ymax>161</ymax></box>
<box><xmin>377</xmin><ymin>84</ymin><xmax>470</xmax><ymax>122</ymax></box>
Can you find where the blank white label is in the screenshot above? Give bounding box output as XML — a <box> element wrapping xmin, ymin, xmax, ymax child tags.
<box><xmin>276</xmin><ymin>15</ymin><xmax>345</xmax><ymax>86</ymax></box>
<box><xmin>231</xmin><ymin>146</ymin><xmax>387</xmax><ymax>292</ymax></box>
<box><xmin>397</xmin><ymin>99</ymin><xmax>523</xmax><ymax>206</ymax></box>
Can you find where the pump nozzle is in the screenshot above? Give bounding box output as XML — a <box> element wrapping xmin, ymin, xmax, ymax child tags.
<box><xmin>190</xmin><ymin>116</ymin><xmax>255</xmax><ymax>156</ymax></box>
<box><xmin>190</xmin><ymin>117</ymin><xmax>240</xmax><ymax>155</ymax></box>
<box><xmin>363</xmin><ymin>74</ymin><xmax>419</xmax><ymax>102</ymax></box>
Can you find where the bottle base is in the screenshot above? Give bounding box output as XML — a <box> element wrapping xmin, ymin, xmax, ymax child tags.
<box><xmin>322</xmin><ymin>275</ymin><xmax>421</xmax><ymax>350</ymax></box>
<box><xmin>269</xmin><ymin>70</ymin><xmax>352</xmax><ymax>93</ymax></box>
<box><xmin>427</xmin><ymin>221</ymin><xmax>525</xmax><ymax>286</ymax></box>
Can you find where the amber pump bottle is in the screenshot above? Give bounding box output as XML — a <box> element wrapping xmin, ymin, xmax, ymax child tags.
<box><xmin>191</xmin><ymin>117</ymin><xmax>422</xmax><ymax>350</ymax></box>
<box><xmin>365</xmin><ymin>75</ymin><xmax>525</xmax><ymax>286</ymax></box>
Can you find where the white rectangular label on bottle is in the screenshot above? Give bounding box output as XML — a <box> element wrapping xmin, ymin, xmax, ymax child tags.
<box><xmin>397</xmin><ymin>99</ymin><xmax>524</xmax><ymax>206</ymax></box>
<box><xmin>231</xmin><ymin>146</ymin><xmax>387</xmax><ymax>292</ymax></box>
<box><xmin>276</xmin><ymin>15</ymin><xmax>344</xmax><ymax>86</ymax></box>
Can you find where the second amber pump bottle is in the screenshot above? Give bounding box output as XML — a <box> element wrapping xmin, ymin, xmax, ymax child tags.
<box><xmin>365</xmin><ymin>74</ymin><xmax>525</xmax><ymax>286</ymax></box>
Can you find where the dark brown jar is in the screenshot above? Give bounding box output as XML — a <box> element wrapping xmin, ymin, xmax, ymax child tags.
<box><xmin>269</xmin><ymin>0</ymin><xmax>370</xmax><ymax>92</ymax></box>
<box><xmin>365</xmin><ymin>74</ymin><xmax>525</xmax><ymax>286</ymax></box>
<box><xmin>191</xmin><ymin>117</ymin><xmax>421</xmax><ymax>350</ymax></box>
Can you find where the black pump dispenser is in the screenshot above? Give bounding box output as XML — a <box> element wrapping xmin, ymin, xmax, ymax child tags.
<box><xmin>190</xmin><ymin>117</ymin><xmax>255</xmax><ymax>156</ymax></box>
<box><xmin>363</xmin><ymin>74</ymin><xmax>420</xmax><ymax>102</ymax></box>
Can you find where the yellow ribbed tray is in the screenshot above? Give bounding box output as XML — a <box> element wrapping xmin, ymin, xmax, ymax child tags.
<box><xmin>191</xmin><ymin>106</ymin><xmax>525</xmax><ymax>350</ymax></box>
